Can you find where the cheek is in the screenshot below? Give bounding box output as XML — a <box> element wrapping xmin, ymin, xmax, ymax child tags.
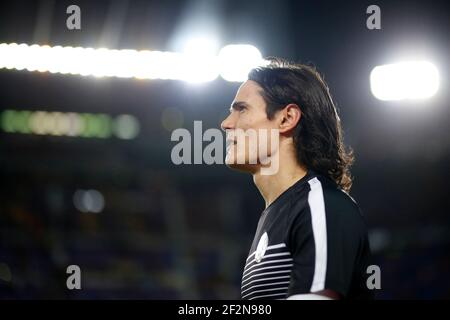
<box><xmin>235</xmin><ymin>114</ymin><xmax>251</xmax><ymax>130</ymax></box>
<box><xmin>238</xmin><ymin>110</ymin><xmax>267</xmax><ymax>130</ymax></box>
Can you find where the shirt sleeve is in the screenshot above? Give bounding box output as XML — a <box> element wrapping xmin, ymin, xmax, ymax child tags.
<box><xmin>286</xmin><ymin>182</ymin><xmax>371</xmax><ymax>299</ymax></box>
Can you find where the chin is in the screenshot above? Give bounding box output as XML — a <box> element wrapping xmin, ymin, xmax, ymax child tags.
<box><xmin>225</xmin><ymin>159</ymin><xmax>258</xmax><ymax>174</ymax></box>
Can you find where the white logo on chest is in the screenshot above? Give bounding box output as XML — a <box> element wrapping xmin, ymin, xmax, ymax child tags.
<box><xmin>255</xmin><ymin>232</ymin><xmax>269</xmax><ymax>263</ymax></box>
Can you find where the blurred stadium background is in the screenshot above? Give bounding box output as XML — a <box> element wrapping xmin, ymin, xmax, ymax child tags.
<box><xmin>0</xmin><ymin>0</ymin><xmax>449</xmax><ymax>299</ymax></box>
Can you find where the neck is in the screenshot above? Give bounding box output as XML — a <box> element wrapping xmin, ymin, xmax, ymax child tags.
<box><xmin>253</xmin><ymin>148</ymin><xmax>308</xmax><ymax>209</ymax></box>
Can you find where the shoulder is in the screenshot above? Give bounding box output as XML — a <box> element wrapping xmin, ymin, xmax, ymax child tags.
<box><xmin>314</xmin><ymin>176</ymin><xmax>369</xmax><ymax>247</ymax></box>
<box><xmin>317</xmin><ymin>176</ymin><xmax>361</xmax><ymax>213</ymax></box>
<box><xmin>288</xmin><ymin>174</ymin><xmax>367</xmax><ymax>237</ymax></box>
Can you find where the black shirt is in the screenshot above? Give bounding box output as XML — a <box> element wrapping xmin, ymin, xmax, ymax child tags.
<box><xmin>241</xmin><ymin>170</ymin><xmax>373</xmax><ymax>300</ymax></box>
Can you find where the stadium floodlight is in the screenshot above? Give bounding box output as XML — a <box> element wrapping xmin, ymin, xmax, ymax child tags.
<box><xmin>0</xmin><ymin>42</ymin><xmax>226</xmax><ymax>83</ymax></box>
<box><xmin>182</xmin><ymin>36</ymin><xmax>220</xmax><ymax>57</ymax></box>
<box><xmin>370</xmin><ymin>61</ymin><xmax>440</xmax><ymax>101</ymax></box>
<box><xmin>218</xmin><ymin>44</ymin><xmax>267</xmax><ymax>82</ymax></box>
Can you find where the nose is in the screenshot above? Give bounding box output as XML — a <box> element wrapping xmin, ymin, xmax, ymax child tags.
<box><xmin>220</xmin><ymin>113</ymin><xmax>235</xmax><ymax>132</ymax></box>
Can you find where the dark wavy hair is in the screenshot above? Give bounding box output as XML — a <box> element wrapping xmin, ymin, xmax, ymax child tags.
<box><xmin>248</xmin><ymin>58</ymin><xmax>354</xmax><ymax>192</ymax></box>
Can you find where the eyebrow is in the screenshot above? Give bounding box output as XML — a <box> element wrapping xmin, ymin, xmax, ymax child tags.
<box><xmin>229</xmin><ymin>101</ymin><xmax>250</xmax><ymax>112</ymax></box>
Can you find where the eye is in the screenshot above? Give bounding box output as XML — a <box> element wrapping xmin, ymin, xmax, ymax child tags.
<box><xmin>230</xmin><ymin>104</ymin><xmax>248</xmax><ymax>114</ymax></box>
<box><xmin>238</xmin><ymin>106</ymin><xmax>247</xmax><ymax>113</ymax></box>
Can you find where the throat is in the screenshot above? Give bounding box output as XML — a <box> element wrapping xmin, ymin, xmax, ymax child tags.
<box><xmin>254</xmin><ymin>167</ymin><xmax>308</xmax><ymax>209</ymax></box>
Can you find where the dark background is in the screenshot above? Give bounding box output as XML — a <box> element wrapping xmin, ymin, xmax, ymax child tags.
<box><xmin>0</xmin><ymin>0</ymin><xmax>449</xmax><ymax>299</ymax></box>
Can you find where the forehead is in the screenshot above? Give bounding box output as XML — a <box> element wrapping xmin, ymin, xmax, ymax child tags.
<box><xmin>233</xmin><ymin>80</ymin><xmax>265</xmax><ymax>106</ymax></box>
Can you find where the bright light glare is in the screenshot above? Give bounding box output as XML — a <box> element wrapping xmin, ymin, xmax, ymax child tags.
<box><xmin>218</xmin><ymin>45</ymin><xmax>267</xmax><ymax>82</ymax></box>
<box><xmin>0</xmin><ymin>42</ymin><xmax>266</xmax><ymax>83</ymax></box>
<box><xmin>181</xmin><ymin>36</ymin><xmax>220</xmax><ymax>83</ymax></box>
<box><xmin>182</xmin><ymin>36</ymin><xmax>219</xmax><ymax>57</ymax></box>
<box><xmin>0</xmin><ymin>42</ymin><xmax>261</xmax><ymax>83</ymax></box>
<box><xmin>370</xmin><ymin>61</ymin><xmax>440</xmax><ymax>101</ymax></box>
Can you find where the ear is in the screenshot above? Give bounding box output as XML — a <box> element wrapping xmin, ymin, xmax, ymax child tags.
<box><xmin>278</xmin><ymin>103</ymin><xmax>301</xmax><ymax>134</ymax></box>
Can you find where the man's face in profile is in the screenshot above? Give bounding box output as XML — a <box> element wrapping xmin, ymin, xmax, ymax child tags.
<box><xmin>221</xmin><ymin>80</ymin><xmax>280</xmax><ymax>174</ymax></box>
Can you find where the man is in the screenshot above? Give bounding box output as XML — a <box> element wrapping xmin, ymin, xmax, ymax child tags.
<box><xmin>221</xmin><ymin>58</ymin><xmax>372</xmax><ymax>300</ymax></box>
